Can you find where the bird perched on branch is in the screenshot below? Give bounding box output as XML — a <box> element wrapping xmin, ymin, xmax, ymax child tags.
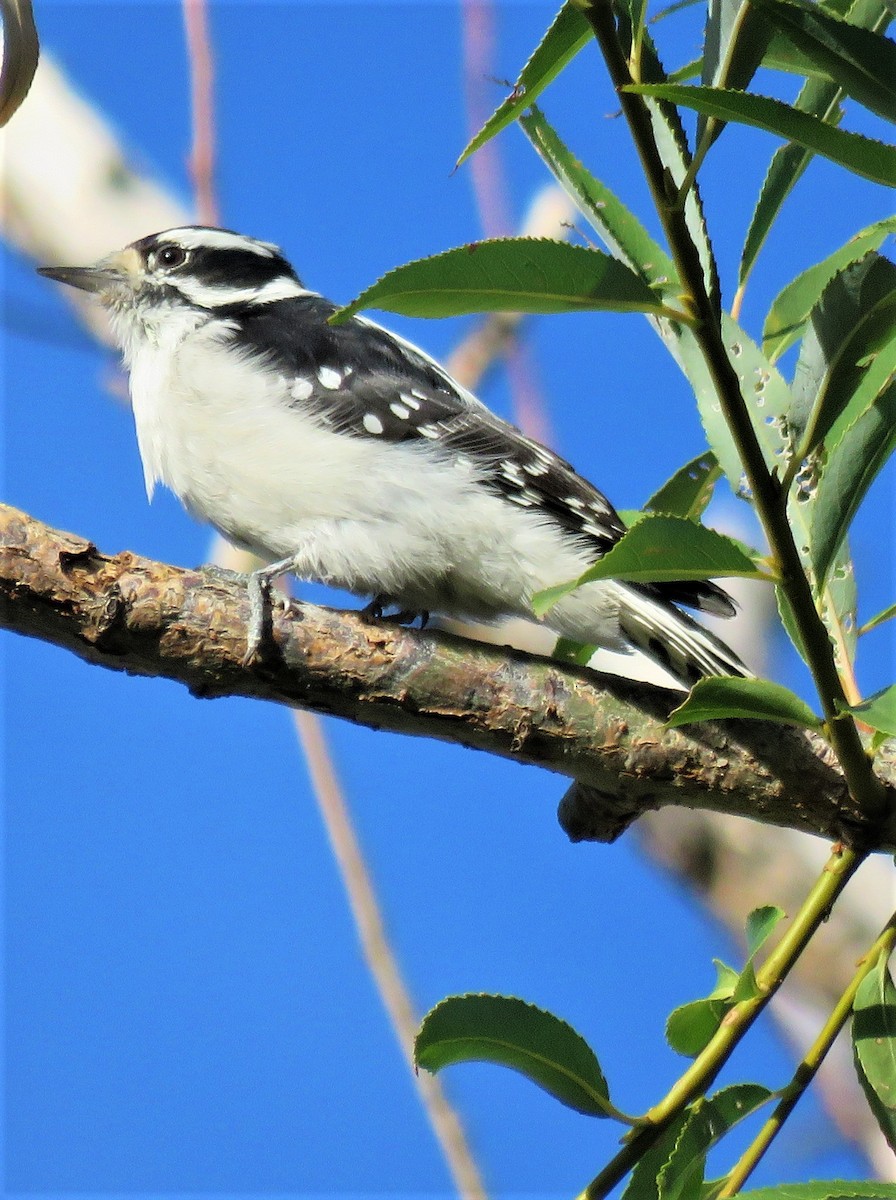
<box><xmin>40</xmin><ymin>226</ymin><xmax>746</xmax><ymax>683</ymax></box>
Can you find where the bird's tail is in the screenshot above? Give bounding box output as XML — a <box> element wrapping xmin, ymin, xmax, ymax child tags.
<box><xmin>616</xmin><ymin>583</ymin><xmax>749</xmax><ymax>685</ymax></box>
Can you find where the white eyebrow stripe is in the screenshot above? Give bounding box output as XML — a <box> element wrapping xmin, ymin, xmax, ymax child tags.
<box><xmin>246</xmin><ymin>279</ymin><xmax>314</xmax><ymax>304</ymax></box>
<box><xmin>159</xmin><ymin>227</ymin><xmax>281</xmax><ymax>256</ymax></box>
<box><xmin>175</xmin><ymin>276</ymin><xmax>311</xmax><ymax>308</ymax></box>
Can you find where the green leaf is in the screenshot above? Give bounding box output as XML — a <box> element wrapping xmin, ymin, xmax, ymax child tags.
<box><xmin>822</xmin><ymin>543</ymin><xmax>859</xmax><ymax>671</ymax></box>
<box><xmin>749</xmin><ymin>0</ymin><xmax>896</xmax><ymax>124</ymax></box>
<box><xmin>686</xmin><ymin>315</ymin><xmax>793</xmax><ymax>488</ymax></box>
<box><xmin>681</xmin><ymin>313</ymin><xmax>858</xmax><ymax>662</ymax></box>
<box><xmin>808</xmin><ymin>375</ymin><xmax>896</xmax><ymax>590</ymax></box>
<box><xmin>739</xmin><ymin>82</ymin><xmax>843</xmax><ymax>288</ymax></box>
<box><xmin>667</xmin><ymin>950</ymin><xmax>775</xmax><ymax>1058</ymax></box>
<box><xmin>617</xmin><ymin>0</ymin><xmax>649</xmax><ymax>62</ymax></box>
<box><xmin>627</xmin><ymin>83</ymin><xmax>896</xmax><ymax>186</ymax></box>
<box><xmin>330</xmin><ymin>239</ymin><xmax>677</xmax><ymax>322</ymax></box>
<box><xmin>790</xmin><ymin>253</ymin><xmax>896</xmax><ymax>459</ymax></box>
<box><xmin>713</xmin><ymin>958</ymin><xmax>741</xmax><ymax>993</ymax></box>
<box><xmin>704</xmin><ymin>0</ymin><xmax>771</xmax><ymax>92</ymax></box>
<box><xmin>699</xmin><ymin>0</ymin><xmax>773</xmax><ymax>147</ymax></box>
<box><xmin>846</xmin><ymin>684</ymin><xmax>896</xmax><ymax>737</ymax></box>
<box><xmin>668</xmin><ymin>56</ymin><xmax>702</xmax><ymax>83</ymax></box>
<box><xmin>853</xmin><ymin>952</ymin><xmax>896</xmax><ymax>1151</ymax></box>
<box><xmin>518</xmin><ymin>106</ymin><xmax>679</xmax><ymax>289</ymax></box>
<box><xmin>730</xmin><ymin>907</ymin><xmax>790</xmax><ymax>1008</ymax></box>
<box><xmin>746</xmin><ymin>904</ymin><xmax>785</xmax><ymax>956</ymax></box>
<box><xmin>415</xmin><ymin>994</ymin><xmax>613</xmax><ymax>1117</ymax></box>
<box><xmin>728</xmin><ymin>1183</ymin><xmax>896</xmax><ymax>1198</ymax></box>
<box><xmin>763</xmin><ymin>216</ymin><xmax>896</xmax><ymax>361</ymax></box>
<box><xmin>622</xmin><ymin>1114</ymin><xmax>692</xmax><ymax>1200</ymax></box>
<box><xmin>533</xmin><ymin>515</ymin><xmax>767</xmax><ymax>617</ymax></box>
<box><xmin>779</xmin><ymin>535</ymin><xmax>858</xmax><ymax>670</ymax></box>
<box><xmin>776</xmin><ymin>586</ymin><xmax>810</xmax><ymax>665</ymax></box>
<box><xmin>740</xmin><ymin>0</ymin><xmax>894</xmax><ymax>287</ymax></box>
<box><xmin>652</xmin><ymin>0</ymin><xmax>703</xmax><ymax>22</ymax></box>
<box><xmin>763</xmin><ymin>29</ymin><xmax>841</xmax><ymax>78</ymax></box>
<box><xmin>534</xmin><ymin>579</ymin><xmax>582</xmax><ymax>618</ymax></box>
<box><xmin>552</xmin><ymin>636</ymin><xmax>599</xmax><ymax>665</ymax></box>
<box><xmin>860</xmin><ymin>602</ymin><xmax>896</xmax><ymax>634</ymax></box>
<box><xmin>540</xmin><ymin>521</ymin><xmax>764</xmax><ymax>614</ymax></box>
<box><xmin>731</xmin><ymin>960</ymin><xmax>763</xmax><ymax>1003</ymax></box>
<box><xmin>456</xmin><ymin>2</ymin><xmax>591</xmax><ymax>167</ymax></box>
<box><xmin>666</xmin><ymin>997</ymin><xmax>730</xmax><ymax>1057</ymax></box>
<box><xmin>684</xmin><ymin>306</ymin><xmax>859</xmax><ymax>663</ymax></box>
<box><xmin>614</xmin><ymin>24</ymin><xmax>721</xmax><ymax>304</ymax></box>
<box><xmin>645</xmin><ymin>451</ymin><xmax>722</xmax><ymax>519</ymax></box>
<box><xmin>625</xmin><ymin>1085</ymin><xmax>771</xmax><ymax>1200</ymax></box>
<box><xmin>649</xmin><ymin>105</ymin><xmax>720</xmax><ymax>306</ymax></box>
<box><xmin>667</xmin><ymin>677</ymin><xmax>823</xmax><ymax>728</ymax></box>
<box><xmin>827</xmin><ymin>321</ymin><xmax>896</xmax><ymax>452</ymax></box>
<box><xmin>574</xmin><ymin>514</ymin><xmax>766</xmax><ymax>585</ymax></box>
<box><xmin>659</xmin><ymin>1084</ymin><xmax>772</xmax><ymax>1200</ymax></box>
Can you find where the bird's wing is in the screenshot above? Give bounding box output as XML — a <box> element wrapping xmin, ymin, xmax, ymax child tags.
<box><xmin>225</xmin><ymin>297</ymin><xmax>734</xmax><ymax>618</ymax></box>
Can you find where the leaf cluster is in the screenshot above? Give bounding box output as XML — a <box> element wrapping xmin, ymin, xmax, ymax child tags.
<box><xmin>334</xmin><ymin>0</ymin><xmax>896</xmax><ymax>1188</ymax></box>
<box><xmin>416</xmin><ymin>907</ymin><xmax>896</xmax><ymax>1197</ymax></box>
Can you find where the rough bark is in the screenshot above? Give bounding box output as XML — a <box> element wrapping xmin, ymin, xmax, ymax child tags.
<box><xmin>4</xmin><ymin>502</ymin><xmax>894</xmax><ymax>848</ymax></box>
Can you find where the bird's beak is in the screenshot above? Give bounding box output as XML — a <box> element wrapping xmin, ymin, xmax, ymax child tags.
<box><xmin>37</xmin><ymin>265</ymin><xmax>122</xmax><ymax>293</ymax></box>
<box><xmin>37</xmin><ymin>247</ymin><xmax>142</xmax><ymax>298</ymax></box>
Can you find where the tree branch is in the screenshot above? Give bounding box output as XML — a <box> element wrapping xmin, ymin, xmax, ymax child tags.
<box><xmin>3</xmin><ymin>502</ymin><xmax>894</xmax><ymax>848</ymax></box>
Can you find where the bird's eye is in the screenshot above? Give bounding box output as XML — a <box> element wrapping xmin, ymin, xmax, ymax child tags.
<box><xmin>155</xmin><ymin>244</ymin><xmax>188</xmax><ymax>270</ymax></box>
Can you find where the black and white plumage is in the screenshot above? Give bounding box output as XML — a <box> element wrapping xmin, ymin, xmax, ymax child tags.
<box><xmin>39</xmin><ymin>226</ymin><xmax>747</xmax><ymax>683</ymax></box>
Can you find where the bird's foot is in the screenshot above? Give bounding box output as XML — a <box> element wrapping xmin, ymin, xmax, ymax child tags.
<box><xmin>242</xmin><ymin>558</ymin><xmax>300</xmax><ymax>666</ymax></box>
<box><xmin>392</xmin><ymin>608</ymin><xmax>430</xmax><ymax>629</ymax></box>
<box><xmin>361</xmin><ymin>595</ymin><xmax>387</xmax><ymax>623</ymax></box>
<box><xmin>361</xmin><ymin>596</ymin><xmax>429</xmax><ymax>629</ymax></box>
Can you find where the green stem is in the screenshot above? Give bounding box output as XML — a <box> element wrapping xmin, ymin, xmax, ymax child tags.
<box><xmin>573</xmin><ymin>0</ymin><xmax>888</xmax><ymax>829</ymax></box>
<box><xmin>675</xmin><ymin>119</ymin><xmax>716</xmax><ymax>206</ymax></box>
<box><xmin>718</xmin><ymin>911</ymin><xmax>896</xmax><ymax>1195</ymax></box>
<box><xmin>575</xmin><ymin>844</ymin><xmax>864</xmax><ymax>1199</ymax></box>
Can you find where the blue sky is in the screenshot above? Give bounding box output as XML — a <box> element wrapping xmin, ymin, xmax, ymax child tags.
<box><xmin>3</xmin><ymin>1</ymin><xmax>893</xmax><ymax>1195</ymax></box>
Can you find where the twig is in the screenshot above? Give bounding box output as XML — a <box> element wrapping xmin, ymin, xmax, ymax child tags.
<box><xmin>459</xmin><ymin>0</ymin><xmax>555</xmax><ymax>447</ymax></box>
<box><xmin>460</xmin><ymin>0</ymin><xmax>512</xmax><ymax>240</ymax></box>
<box><xmin>292</xmin><ymin>710</ymin><xmax>487</xmax><ymax>1200</ymax></box>
<box><xmin>182</xmin><ymin>0</ymin><xmax>219</xmax><ymax>225</ymax></box>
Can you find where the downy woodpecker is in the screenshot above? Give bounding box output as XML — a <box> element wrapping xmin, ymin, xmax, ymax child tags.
<box><xmin>40</xmin><ymin>226</ymin><xmax>746</xmax><ymax>683</ymax></box>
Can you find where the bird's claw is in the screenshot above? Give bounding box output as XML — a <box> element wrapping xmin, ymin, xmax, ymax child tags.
<box><xmin>392</xmin><ymin>608</ymin><xmax>430</xmax><ymax>628</ymax></box>
<box><xmin>361</xmin><ymin>596</ymin><xmax>429</xmax><ymax>628</ymax></box>
<box><xmin>242</xmin><ymin>564</ymin><xmax>299</xmax><ymax>666</ymax></box>
<box><xmin>361</xmin><ymin>596</ymin><xmax>387</xmax><ymax>623</ymax></box>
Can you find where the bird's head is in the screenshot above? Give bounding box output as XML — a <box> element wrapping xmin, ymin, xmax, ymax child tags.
<box><xmin>39</xmin><ymin>226</ymin><xmax>308</xmax><ymax>351</ymax></box>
